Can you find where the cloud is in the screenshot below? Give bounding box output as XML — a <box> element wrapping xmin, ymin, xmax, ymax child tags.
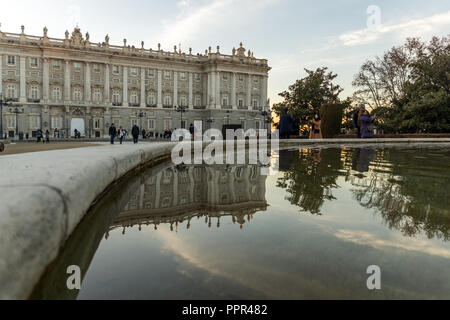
<box><xmin>158</xmin><ymin>0</ymin><xmax>277</xmax><ymax>49</ymax></box>
<box><xmin>339</xmin><ymin>11</ymin><xmax>450</xmax><ymax>46</ymax></box>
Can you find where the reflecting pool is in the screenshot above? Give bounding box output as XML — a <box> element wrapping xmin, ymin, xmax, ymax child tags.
<box><xmin>31</xmin><ymin>145</ymin><xmax>450</xmax><ymax>299</ymax></box>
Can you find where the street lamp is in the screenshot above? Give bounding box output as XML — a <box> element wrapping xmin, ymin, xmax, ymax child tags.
<box><xmin>0</xmin><ymin>93</ymin><xmax>15</xmax><ymax>139</ymax></box>
<box><xmin>9</xmin><ymin>107</ymin><xmax>25</xmax><ymax>140</ymax></box>
<box><xmin>175</xmin><ymin>105</ymin><xmax>187</xmax><ymax>129</ymax></box>
<box><xmin>135</xmin><ymin>110</ymin><xmax>146</xmax><ymax>129</ymax></box>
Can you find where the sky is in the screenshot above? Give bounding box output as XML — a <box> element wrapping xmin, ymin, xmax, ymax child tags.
<box><xmin>1</xmin><ymin>0</ymin><xmax>449</xmax><ymax>105</ymax></box>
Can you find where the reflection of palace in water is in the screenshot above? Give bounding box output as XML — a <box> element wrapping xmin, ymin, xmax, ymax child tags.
<box><xmin>108</xmin><ymin>164</ymin><xmax>268</xmax><ymax>235</ymax></box>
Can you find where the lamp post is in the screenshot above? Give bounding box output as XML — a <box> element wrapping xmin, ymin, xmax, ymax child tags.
<box><xmin>0</xmin><ymin>94</ymin><xmax>14</xmax><ymax>139</ymax></box>
<box><xmin>135</xmin><ymin>110</ymin><xmax>146</xmax><ymax>129</ymax></box>
<box><xmin>175</xmin><ymin>105</ymin><xmax>187</xmax><ymax>129</ymax></box>
<box><xmin>9</xmin><ymin>107</ymin><xmax>25</xmax><ymax>140</ymax></box>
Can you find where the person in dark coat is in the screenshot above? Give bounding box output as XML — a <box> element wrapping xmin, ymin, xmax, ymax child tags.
<box><xmin>45</xmin><ymin>130</ymin><xmax>50</xmax><ymax>143</ymax></box>
<box><xmin>279</xmin><ymin>108</ymin><xmax>294</xmax><ymax>139</ymax></box>
<box><xmin>360</xmin><ymin>110</ymin><xmax>375</xmax><ymax>139</ymax></box>
<box><xmin>353</xmin><ymin>104</ymin><xmax>370</xmax><ymax>138</ymax></box>
<box><xmin>109</xmin><ymin>123</ymin><xmax>117</xmax><ymax>144</ymax></box>
<box><xmin>189</xmin><ymin>123</ymin><xmax>195</xmax><ymax>139</ymax></box>
<box><xmin>36</xmin><ymin>129</ymin><xmax>42</xmax><ymax>143</ymax></box>
<box><xmin>132</xmin><ymin>124</ymin><xmax>140</xmax><ymax>144</ymax></box>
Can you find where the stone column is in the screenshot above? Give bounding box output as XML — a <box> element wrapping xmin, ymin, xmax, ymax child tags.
<box><xmin>157</xmin><ymin>70</ymin><xmax>162</xmax><ymax>108</ymax></box>
<box><xmin>43</xmin><ymin>58</ymin><xmax>49</xmax><ymax>102</ymax></box>
<box><xmin>0</xmin><ymin>54</ymin><xmax>2</xmax><ymax>96</ymax></box>
<box><xmin>247</xmin><ymin>73</ymin><xmax>252</xmax><ymax>108</ymax></box>
<box><xmin>231</xmin><ymin>72</ymin><xmax>237</xmax><ymax>109</ymax></box>
<box><xmin>84</xmin><ymin>62</ymin><xmax>91</xmax><ymax>102</ymax></box>
<box><xmin>19</xmin><ymin>56</ymin><xmax>26</xmax><ymax>103</ymax></box>
<box><xmin>207</xmin><ymin>72</ymin><xmax>212</xmax><ymax>108</ymax></box>
<box><xmin>140</xmin><ymin>67</ymin><xmax>146</xmax><ymax>107</ymax></box>
<box><xmin>215</xmin><ymin>71</ymin><xmax>220</xmax><ymax>108</ymax></box>
<box><xmin>173</xmin><ymin>71</ymin><xmax>178</xmax><ymax>106</ymax></box>
<box><xmin>122</xmin><ymin>66</ymin><xmax>128</xmax><ymax>106</ymax></box>
<box><xmin>104</xmin><ymin>64</ymin><xmax>110</xmax><ymax>103</ymax></box>
<box><xmin>64</xmin><ymin>61</ymin><xmax>71</xmax><ymax>102</ymax></box>
<box><xmin>188</xmin><ymin>72</ymin><xmax>193</xmax><ymax>108</ymax></box>
<box><xmin>261</xmin><ymin>75</ymin><xmax>268</xmax><ymax>110</ymax></box>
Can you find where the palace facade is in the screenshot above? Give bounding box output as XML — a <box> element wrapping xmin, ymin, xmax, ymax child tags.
<box><xmin>0</xmin><ymin>25</ymin><xmax>271</xmax><ymax>139</ymax></box>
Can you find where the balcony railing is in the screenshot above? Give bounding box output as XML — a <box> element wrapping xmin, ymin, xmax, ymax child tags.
<box><xmin>237</xmin><ymin>105</ymin><xmax>248</xmax><ymax>110</ymax></box>
<box><xmin>27</xmin><ymin>98</ymin><xmax>41</xmax><ymax>103</ymax></box>
<box><xmin>163</xmin><ymin>105</ymin><xmax>173</xmax><ymax>109</ymax></box>
<box><xmin>146</xmin><ymin>104</ymin><xmax>157</xmax><ymax>108</ymax></box>
<box><xmin>193</xmin><ymin>106</ymin><xmax>206</xmax><ymax>110</ymax></box>
<box><xmin>221</xmin><ymin>105</ymin><xmax>232</xmax><ymax>110</ymax></box>
<box><xmin>112</xmin><ymin>102</ymin><xmax>122</xmax><ymax>106</ymax></box>
<box><xmin>129</xmin><ymin>103</ymin><xmax>140</xmax><ymax>107</ymax></box>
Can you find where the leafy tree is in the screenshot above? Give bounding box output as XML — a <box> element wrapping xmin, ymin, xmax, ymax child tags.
<box><xmin>273</xmin><ymin>67</ymin><xmax>344</xmax><ymax>131</ymax></box>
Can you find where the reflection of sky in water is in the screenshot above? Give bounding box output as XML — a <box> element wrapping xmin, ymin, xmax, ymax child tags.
<box><xmin>78</xmin><ymin>147</ymin><xmax>450</xmax><ymax>300</ymax></box>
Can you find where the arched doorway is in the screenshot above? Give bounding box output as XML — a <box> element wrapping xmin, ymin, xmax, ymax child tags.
<box><xmin>71</xmin><ymin>118</ymin><xmax>85</xmax><ymax>137</ymax></box>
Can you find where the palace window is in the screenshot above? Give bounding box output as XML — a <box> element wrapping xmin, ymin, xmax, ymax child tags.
<box><xmin>223</xmin><ymin>73</ymin><xmax>228</xmax><ymax>80</ymax></box>
<box><xmin>164</xmin><ymin>71</ymin><xmax>171</xmax><ymax>79</ymax></box>
<box><xmin>112</xmin><ymin>90</ymin><xmax>121</xmax><ymax>103</ymax></box>
<box><xmin>52</xmin><ymin>87</ymin><xmax>61</xmax><ymax>101</ymax></box>
<box><xmin>252</xmin><ymin>99</ymin><xmax>258</xmax><ymax>108</ymax></box>
<box><xmin>164</xmin><ymin>119</ymin><xmax>172</xmax><ymax>130</ymax></box>
<box><xmin>256</xmin><ymin>121</ymin><xmax>261</xmax><ymax>130</ymax></box>
<box><xmin>222</xmin><ymin>97</ymin><xmax>229</xmax><ymax>106</ymax></box>
<box><xmin>253</xmin><ymin>76</ymin><xmax>259</xmax><ymax>84</ymax></box>
<box><xmin>181</xmin><ymin>120</ymin><xmax>186</xmax><ymax>129</ymax></box>
<box><xmin>113</xmin><ymin>65</ymin><xmax>120</xmax><ymax>74</ymax></box>
<box><xmin>93</xmin><ymin>64</ymin><xmax>100</xmax><ymax>72</ymax></box>
<box><xmin>7</xmin><ymin>56</ymin><xmax>15</xmax><ymax>65</ymax></box>
<box><xmin>53</xmin><ymin>60</ymin><xmax>61</xmax><ymax>70</ymax></box>
<box><xmin>148</xmin><ymin>119</ymin><xmax>155</xmax><ymax>130</ymax></box>
<box><xmin>131</xmin><ymin>119</ymin><xmax>138</xmax><ymax>127</ymax></box>
<box><xmin>238</xmin><ymin>74</ymin><xmax>244</xmax><ymax>81</ymax></box>
<box><xmin>240</xmin><ymin>119</ymin><xmax>246</xmax><ymax>130</ymax></box>
<box><xmin>30</xmin><ymin>116</ymin><xmax>41</xmax><ymax>129</ymax></box>
<box><xmin>180</xmin><ymin>72</ymin><xmax>187</xmax><ymax>80</ymax></box>
<box><xmin>51</xmin><ymin>117</ymin><xmax>62</xmax><ymax>129</ymax></box>
<box><xmin>94</xmin><ymin>118</ymin><xmax>102</xmax><ymax>129</ymax></box>
<box><xmin>30</xmin><ymin>58</ymin><xmax>38</xmax><ymax>68</ymax></box>
<box><xmin>194</xmin><ymin>73</ymin><xmax>200</xmax><ymax>81</ymax></box>
<box><xmin>6</xmin><ymin>116</ymin><xmax>16</xmax><ymax>128</ymax></box>
<box><xmin>30</xmin><ymin>86</ymin><xmax>39</xmax><ymax>99</ymax></box>
<box><xmin>147</xmin><ymin>93</ymin><xmax>155</xmax><ymax>105</ymax></box>
<box><xmin>130</xmin><ymin>91</ymin><xmax>138</xmax><ymax>104</ymax></box>
<box><xmin>195</xmin><ymin>96</ymin><xmax>201</xmax><ymax>107</ymax></box>
<box><xmin>93</xmin><ymin>89</ymin><xmax>102</xmax><ymax>102</ymax></box>
<box><xmin>73</xmin><ymin>62</ymin><xmax>81</xmax><ymax>70</ymax></box>
<box><xmin>73</xmin><ymin>87</ymin><xmax>82</xmax><ymax>101</ymax></box>
<box><xmin>180</xmin><ymin>96</ymin><xmax>187</xmax><ymax>106</ymax></box>
<box><xmin>148</xmin><ymin>69</ymin><xmax>155</xmax><ymax>77</ymax></box>
<box><xmin>130</xmin><ymin>67</ymin><xmax>138</xmax><ymax>76</ymax></box>
<box><xmin>164</xmin><ymin>95</ymin><xmax>171</xmax><ymax>106</ymax></box>
<box><xmin>6</xmin><ymin>84</ymin><xmax>17</xmax><ymax>98</ymax></box>
<box><xmin>238</xmin><ymin>99</ymin><xmax>243</xmax><ymax>107</ymax></box>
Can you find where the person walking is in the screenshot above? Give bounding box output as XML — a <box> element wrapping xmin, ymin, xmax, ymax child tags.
<box><xmin>36</xmin><ymin>129</ymin><xmax>42</xmax><ymax>143</ymax></box>
<box><xmin>118</xmin><ymin>126</ymin><xmax>125</xmax><ymax>144</ymax></box>
<box><xmin>360</xmin><ymin>110</ymin><xmax>376</xmax><ymax>139</ymax></box>
<box><xmin>189</xmin><ymin>123</ymin><xmax>195</xmax><ymax>139</ymax></box>
<box><xmin>132</xmin><ymin>124</ymin><xmax>140</xmax><ymax>144</ymax></box>
<box><xmin>109</xmin><ymin>123</ymin><xmax>117</xmax><ymax>144</ymax></box>
<box><xmin>279</xmin><ymin>108</ymin><xmax>294</xmax><ymax>139</ymax></box>
<box><xmin>353</xmin><ymin>104</ymin><xmax>369</xmax><ymax>138</ymax></box>
<box><xmin>309</xmin><ymin>113</ymin><xmax>323</xmax><ymax>139</ymax></box>
<box><xmin>45</xmin><ymin>130</ymin><xmax>50</xmax><ymax>143</ymax></box>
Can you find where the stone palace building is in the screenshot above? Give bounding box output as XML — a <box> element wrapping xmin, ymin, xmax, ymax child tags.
<box><xmin>0</xmin><ymin>25</ymin><xmax>271</xmax><ymax>139</ymax></box>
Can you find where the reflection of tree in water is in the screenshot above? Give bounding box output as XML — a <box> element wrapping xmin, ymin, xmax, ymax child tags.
<box><xmin>277</xmin><ymin>147</ymin><xmax>450</xmax><ymax>241</ymax></box>
<box><xmin>347</xmin><ymin>148</ymin><xmax>450</xmax><ymax>241</ymax></box>
<box><xmin>277</xmin><ymin>148</ymin><xmax>342</xmax><ymax>214</ymax></box>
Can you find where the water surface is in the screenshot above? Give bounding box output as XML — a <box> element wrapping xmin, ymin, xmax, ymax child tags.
<box><xmin>32</xmin><ymin>145</ymin><xmax>450</xmax><ymax>299</ymax></box>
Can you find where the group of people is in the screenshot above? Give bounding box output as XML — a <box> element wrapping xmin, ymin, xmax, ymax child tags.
<box><xmin>277</xmin><ymin>103</ymin><xmax>376</xmax><ymax>139</ymax></box>
<box><xmin>36</xmin><ymin>129</ymin><xmax>50</xmax><ymax>143</ymax></box>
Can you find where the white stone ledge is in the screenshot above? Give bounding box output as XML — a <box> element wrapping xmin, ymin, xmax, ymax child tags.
<box><xmin>0</xmin><ymin>142</ymin><xmax>177</xmax><ymax>299</ymax></box>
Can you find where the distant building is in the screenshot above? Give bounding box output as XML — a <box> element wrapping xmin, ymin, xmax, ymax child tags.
<box><xmin>0</xmin><ymin>25</ymin><xmax>271</xmax><ymax>139</ymax></box>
